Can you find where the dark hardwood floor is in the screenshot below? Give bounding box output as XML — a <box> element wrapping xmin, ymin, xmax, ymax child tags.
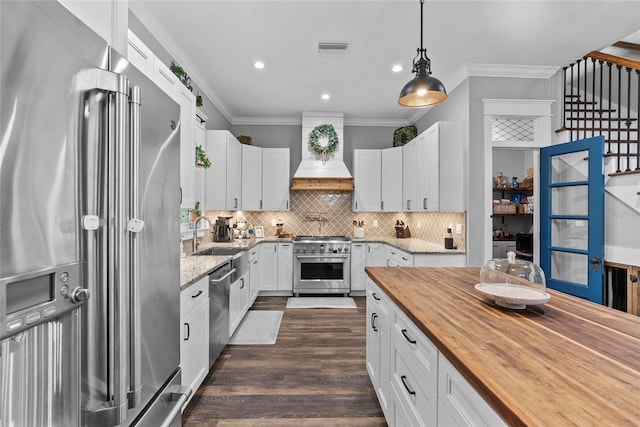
<box><xmin>182</xmin><ymin>296</ymin><xmax>386</xmax><ymax>426</ymax></box>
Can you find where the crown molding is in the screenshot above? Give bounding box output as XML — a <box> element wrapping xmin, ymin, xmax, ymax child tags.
<box><xmin>465</xmin><ymin>63</ymin><xmax>560</xmax><ymax>79</ymax></box>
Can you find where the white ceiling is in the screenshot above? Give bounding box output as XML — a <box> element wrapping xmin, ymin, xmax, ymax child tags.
<box><xmin>129</xmin><ymin>1</ymin><xmax>640</xmax><ymax>126</ymax></box>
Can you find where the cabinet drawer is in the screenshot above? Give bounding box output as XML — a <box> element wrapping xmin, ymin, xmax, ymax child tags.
<box><xmin>386</xmin><ymin>247</ymin><xmax>413</xmax><ymax>267</ymax></box>
<box><xmin>392</xmin><ymin>307</ymin><xmax>438</xmax><ymax>391</ymax></box>
<box><xmin>181</xmin><ymin>276</ymin><xmax>209</xmax><ymax>315</ymax></box>
<box><xmin>366</xmin><ymin>279</ymin><xmax>390</xmax><ymax>317</ymax></box>
<box><xmin>391</xmin><ymin>346</ymin><xmax>437</xmax><ymax>426</ymax></box>
<box><xmin>438</xmin><ymin>353</ymin><xmax>507</xmax><ymax>427</ymax></box>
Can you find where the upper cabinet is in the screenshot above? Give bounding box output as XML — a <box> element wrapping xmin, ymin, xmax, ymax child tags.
<box><xmin>241</xmin><ymin>144</ymin><xmax>263</xmax><ymax>211</ymax></box>
<box><xmin>262</xmin><ymin>149</ymin><xmax>290</xmax><ymax>211</ymax></box>
<box><xmin>353</xmin><ymin>149</ymin><xmax>381</xmax><ymax>212</ymax></box>
<box><xmin>381</xmin><ymin>147</ymin><xmax>403</xmax><ymax>212</ymax></box>
<box><xmin>177</xmin><ymin>87</ymin><xmax>197</xmax><ymax>210</ymax></box>
<box><xmin>126</xmin><ymin>30</ymin><xmax>154</xmax><ymax>78</ymax></box>
<box><xmin>205</xmin><ymin>131</ymin><xmax>242</xmax><ymax>211</ymax></box>
<box><xmin>435</xmin><ymin>121</ymin><xmax>465</xmax><ymax>212</ymax></box>
<box><xmin>242</xmin><ymin>146</ymin><xmax>290</xmax><ymax>211</ymax></box>
<box><xmin>353</xmin><ymin>148</ymin><xmax>402</xmax><ymax>212</ymax></box>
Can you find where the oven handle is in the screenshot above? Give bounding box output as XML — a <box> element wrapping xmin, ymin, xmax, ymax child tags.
<box><xmin>295</xmin><ymin>255</ymin><xmax>349</xmax><ymax>259</ymax></box>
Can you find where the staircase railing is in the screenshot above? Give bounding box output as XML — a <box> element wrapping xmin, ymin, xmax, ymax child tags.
<box><xmin>561</xmin><ymin>51</ymin><xmax>640</xmax><ymax>175</ymax></box>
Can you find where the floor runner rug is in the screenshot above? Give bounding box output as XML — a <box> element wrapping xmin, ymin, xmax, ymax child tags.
<box><xmin>286</xmin><ymin>297</ymin><xmax>357</xmax><ymax>309</ymax></box>
<box><xmin>229</xmin><ymin>310</ymin><xmax>283</xmax><ymax>345</ymax></box>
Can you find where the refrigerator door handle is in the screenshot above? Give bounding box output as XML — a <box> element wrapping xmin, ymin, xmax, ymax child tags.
<box><xmin>159</xmin><ymin>386</ymin><xmax>192</xmax><ymax>427</ymax></box>
<box><xmin>128</xmin><ymin>84</ymin><xmax>143</xmax><ymax>409</ymax></box>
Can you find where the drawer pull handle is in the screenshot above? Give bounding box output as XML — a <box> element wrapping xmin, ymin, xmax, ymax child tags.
<box><xmin>371</xmin><ymin>313</ymin><xmax>378</xmax><ymax>331</ymax></box>
<box><xmin>372</xmin><ymin>292</ymin><xmax>381</xmax><ymax>301</ymax></box>
<box><xmin>191</xmin><ymin>290</ymin><xmax>203</xmax><ymax>298</ymax></box>
<box><xmin>401</xmin><ymin>329</ymin><xmax>417</xmax><ymax>345</ymax></box>
<box><xmin>184</xmin><ymin>323</ymin><xmax>190</xmax><ymax>341</ymax></box>
<box><xmin>401</xmin><ymin>375</ymin><xmax>416</xmax><ymax>396</ymax></box>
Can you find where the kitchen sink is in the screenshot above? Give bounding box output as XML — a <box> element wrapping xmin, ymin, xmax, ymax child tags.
<box><xmin>195</xmin><ymin>247</ymin><xmax>247</xmax><ymax>256</ymax></box>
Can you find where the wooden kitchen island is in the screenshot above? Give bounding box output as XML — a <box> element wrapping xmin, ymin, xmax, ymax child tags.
<box><xmin>365</xmin><ymin>267</ymin><xmax>640</xmax><ymax>427</ymax></box>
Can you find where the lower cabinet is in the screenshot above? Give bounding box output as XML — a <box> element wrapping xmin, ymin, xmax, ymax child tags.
<box><xmin>366</xmin><ymin>279</ymin><xmax>391</xmax><ymax>418</ymax></box>
<box><xmin>180</xmin><ymin>277</ymin><xmax>209</xmax><ymax>409</ymax></box>
<box><xmin>249</xmin><ymin>246</ymin><xmax>260</xmax><ymax>304</ymax></box>
<box><xmin>366</xmin><ymin>279</ymin><xmax>507</xmax><ymax>427</ymax></box>
<box><xmin>351</xmin><ymin>243</ymin><xmax>367</xmax><ymax>292</ymax></box>
<box><xmin>259</xmin><ymin>242</ymin><xmax>293</xmax><ymax>293</ymax></box>
<box><xmin>229</xmin><ymin>270</ymin><xmax>250</xmax><ymax>336</ymax></box>
<box><xmin>492</xmin><ymin>240</ymin><xmax>516</xmax><ymax>259</ymax></box>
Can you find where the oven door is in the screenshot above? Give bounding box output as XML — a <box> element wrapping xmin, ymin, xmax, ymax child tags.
<box><xmin>294</xmin><ymin>254</ymin><xmax>350</xmax><ymax>294</ymax></box>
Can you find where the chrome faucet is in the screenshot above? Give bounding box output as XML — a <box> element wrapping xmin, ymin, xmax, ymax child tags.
<box><xmin>192</xmin><ymin>216</ymin><xmax>213</xmax><ymax>253</ymax></box>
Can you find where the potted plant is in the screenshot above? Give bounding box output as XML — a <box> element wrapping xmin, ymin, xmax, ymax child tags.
<box><xmin>189</xmin><ymin>201</ymin><xmax>201</xmax><ymax>221</ymax></box>
<box><xmin>393</xmin><ymin>125</ymin><xmax>417</xmax><ymax>147</ymax></box>
<box><xmin>237</xmin><ymin>135</ymin><xmax>252</xmax><ymax>145</ymax></box>
<box><xmin>195</xmin><ymin>145</ymin><xmax>211</xmax><ymax>168</ymax></box>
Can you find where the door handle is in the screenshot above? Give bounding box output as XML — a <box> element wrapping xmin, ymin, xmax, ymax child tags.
<box><xmin>401</xmin><ymin>375</ymin><xmax>416</xmax><ymax>396</ymax></box>
<box><xmin>401</xmin><ymin>329</ymin><xmax>417</xmax><ymax>345</ymax></box>
<box><xmin>590</xmin><ymin>257</ymin><xmax>600</xmax><ymax>272</ymax></box>
<box><xmin>184</xmin><ymin>322</ymin><xmax>190</xmax><ymax>341</ymax></box>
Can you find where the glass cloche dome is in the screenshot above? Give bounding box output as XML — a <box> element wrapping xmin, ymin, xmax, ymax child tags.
<box><xmin>475</xmin><ymin>251</ymin><xmax>549</xmax><ymax>309</ymax></box>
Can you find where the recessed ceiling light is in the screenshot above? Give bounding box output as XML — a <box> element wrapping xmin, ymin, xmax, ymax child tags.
<box><xmin>254</xmin><ymin>61</ymin><xmax>265</xmax><ymax>69</ymax></box>
<box><xmin>322</xmin><ymin>93</ymin><xmax>330</xmax><ymax>100</ymax></box>
<box><xmin>392</xmin><ymin>64</ymin><xmax>403</xmax><ymax>73</ymax></box>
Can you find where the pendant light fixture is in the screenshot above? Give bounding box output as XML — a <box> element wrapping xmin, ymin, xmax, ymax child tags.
<box><xmin>398</xmin><ymin>0</ymin><xmax>447</xmax><ymax>108</ymax></box>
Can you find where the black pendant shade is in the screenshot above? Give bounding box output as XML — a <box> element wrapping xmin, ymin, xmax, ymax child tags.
<box><xmin>398</xmin><ymin>0</ymin><xmax>447</xmax><ymax>108</ymax></box>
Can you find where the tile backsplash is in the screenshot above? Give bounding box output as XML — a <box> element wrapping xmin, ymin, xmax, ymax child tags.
<box><xmin>202</xmin><ymin>190</ymin><xmax>466</xmax><ymax>249</ymax></box>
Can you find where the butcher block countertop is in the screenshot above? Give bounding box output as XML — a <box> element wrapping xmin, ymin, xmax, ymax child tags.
<box><xmin>365</xmin><ymin>267</ymin><xmax>640</xmax><ymax>427</ymax></box>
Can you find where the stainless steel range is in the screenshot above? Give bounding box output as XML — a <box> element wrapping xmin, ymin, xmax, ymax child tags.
<box><xmin>293</xmin><ymin>236</ymin><xmax>351</xmax><ymax>295</ymax></box>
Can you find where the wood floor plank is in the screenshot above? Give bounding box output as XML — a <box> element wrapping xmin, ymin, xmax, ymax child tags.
<box><xmin>182</xmin><ymin>296</ymin><xmax>386</xmax><ymax>426</ymax></box>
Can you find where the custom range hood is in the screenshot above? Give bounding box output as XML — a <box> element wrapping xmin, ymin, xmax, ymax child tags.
<box><xmin>291</xmin><ymin>112</ymin><xmax>354</xmax><ymax>191</ymax></box>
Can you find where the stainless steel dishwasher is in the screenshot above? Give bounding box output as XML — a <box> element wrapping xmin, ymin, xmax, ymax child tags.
<box><xmin>208</xmin><ymin>250</ymin><xmax>251</xmax><ymax>367</ymax></box>
<box><xmin>208</xmin><ymin>260</ymin><xmax>234</xmax><ymax>367</ymax></box>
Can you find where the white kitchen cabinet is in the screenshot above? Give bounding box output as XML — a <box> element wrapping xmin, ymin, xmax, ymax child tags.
<box><xmin>241</xmin><ymin>144</ymin><xmax>263</xmax><ymax>211</ymax></box>
<box><xmin>177</xmin><ymin>86</ymin><xmax>197</xmax><ymax>210</ymax></box>
<box><xmin>262</xmin><ymin>149</ymin><xmax>290</xmax><ymax>211</ymax></box>
<box><xmin>259</xmin><ymin>243</ymin><xmax>278</xmax><ymax>291</ymax></box>
<box><xmin>366</xmin><ymin>278</ymin><xmax>391</xmax><ymax>419</ymax></box>
<box><xmin>259</xmin><ymin>242</ymin><xmax>292</xmax><ymax>292</ymax></box>
<box><xmin>277</xmin><ymin>243</ymin><xmax>293</xmax><ymax>291</ymax></box>
<box><xmin>438</xmin><ymin>121</ymin><xmax>465</xmax><ymax>212</ymax></box>
<box><xmin>381</xmin><ymin>147</ymin><xmax>403</xmax><ymax>212</ymax></box>
<box><xmin>403</xmin><ymin>130</ymin><xmax>438</xmax><ymax>212</ymax></box>
<box><xmin>205</xmin><ymin>130</ymin><xmax>242</xmax><ymax>211</ymax></box>
<box><xmin>192</xmin><ymin>111</ymin><xmax>207</xmax><ymax>208</ymax></box>
<box><xmin>180</xmin><ymin>277</ymin><xmax>209</xmax><ymax>408</ymax></box>
<box><xmin>353</xmin><ymin>149</ymin><xmax>381</xmax><ymax>212</ymax></box>
<box><xmin>438</xmin><ymin>353</ymin><xmax>507</xmax><ymax>427</ymax></box>
<box><xmin>413</xmin><ymin>253</ymin><xmax>467</xmax><ymax>267</ymax></box>
<box><xmin>249</xmin><ymin>246</ymin><xmax>260</xmax><ymax>305</ymax></box>
<box><xmin>366</xmin><ymin>282</ymin><xmax>507</xmax><ymax>427</ymax></box>
<box><xmin>366</xmin><ymin>243</ymin><xmax>387</xmax><ymax>267</ymax></box>
<box><xmin>386</xmin><ymin>246</ymin><xmax>413</xmax><ymax>267</ymax></box>
<box><xmin>350</xmin><ymin>243</ymin><xmax>367</xmax><ymax>292</ymax></box>
<box><xmin>229</xmin><ymin>270</ymin><xmax>250</xmax><ymax>336</ymax></box>
<box><xmin>126</xmin><ymin>29</ymin><xmax>154</xmax><ymax>78</ymax></box>
<box><xmin>402</xmin><ymin>137</ymin><xmax>419</xmax><ymax>212</ymax></box>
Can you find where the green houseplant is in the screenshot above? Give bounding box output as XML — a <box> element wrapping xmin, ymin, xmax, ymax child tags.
<box><xmin>195</xmin><ymin>145</ymin><xmax>211</xmax><ymax>168</ymax></box>
<box><xmin>393</xmin><ymin>125</ymin><xmax>417</xmax><ymax>147</ymax></box>
<box><xmin>189</xmin><ymin>201</ymin><xmax>201</xmax><ymax>221</ymax></box>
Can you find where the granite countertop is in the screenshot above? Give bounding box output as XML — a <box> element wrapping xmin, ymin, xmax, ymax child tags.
<box><xmin>366</xmin><ymin>266</ymin><xmax>640</xmax><ymax>426</ymax></box>
<box><xmin>180</xmin><ymin>236</ymin><xmax>462</xmax><ymax>290</ymax></box>
<box><xmin>351</xmin><ymin>237</ymin><xmax>465</xmax><ymax>254</ymax></box>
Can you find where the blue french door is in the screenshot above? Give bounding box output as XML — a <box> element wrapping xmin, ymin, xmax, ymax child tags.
<box><xmin>540</xmin><ymin>137</ymin><xmax>604</xmax><ymax>303</ymax></box>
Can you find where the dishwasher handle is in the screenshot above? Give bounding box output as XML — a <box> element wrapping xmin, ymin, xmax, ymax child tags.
<box><xmin>209</xmin><ymin>268</ymin><xmax>236</xmax><ymax>284</ymax></box>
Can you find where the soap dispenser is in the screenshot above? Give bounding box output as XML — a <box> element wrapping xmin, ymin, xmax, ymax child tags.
<box><xmin>444</xmin><ymin>227</ymin><xmax>454</xmax><ymax>249</ymax></box>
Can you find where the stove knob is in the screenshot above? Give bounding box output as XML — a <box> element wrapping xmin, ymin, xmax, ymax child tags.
<box><xmin>344</xmin><ymin>248</ymin><xmax>349</xmax><ymax>252</ymax></box>
<box><xmin>337</xmin><ymin>248</ymin><xmax>343</xmax><ymax>252</ymax></box>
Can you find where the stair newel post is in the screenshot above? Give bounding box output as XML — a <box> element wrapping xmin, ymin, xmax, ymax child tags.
<box><xmin>625</xmin><ymin>67</ymin><xmax>632</xmax><ymax>172</ymax></box>
<box><xmin>617</xmin><ymin>64</ymin><xmax>622</xmax><ymax>173</ymax></box>
<box><xmin>562</xmin><ymin>66</ymin><xmax>568</xmax><ymax>130</ymax></box>
<box><xmin>591</xmin><ymin>58</ymin><xmax>596</xmax><ymax>139</ymax></box>
<box><xmin>636</xmin><ymin>69</ymin><xmax>640</xmax><ymax>171</ymax></box>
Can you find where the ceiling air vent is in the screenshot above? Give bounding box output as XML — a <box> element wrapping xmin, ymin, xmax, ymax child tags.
<box><xmin>316</xmin><ymin>41</ymin><xmax>351</xmax><ymax>56</ymax></box>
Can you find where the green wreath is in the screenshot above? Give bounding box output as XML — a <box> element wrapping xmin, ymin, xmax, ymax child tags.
<box><xmin>308</xmin><ymin>124</ymin><xmax>339</xmax><ymax>162</ymax></box>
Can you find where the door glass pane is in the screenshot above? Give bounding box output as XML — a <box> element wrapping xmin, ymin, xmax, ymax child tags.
<box><xmin>551</xmin><ymin>219</ymin><xmax>588</xmax><ymax>250</ymax></box>
<box><xmin>551</xmin><ymin>186</ymin><xmax>588</xmax><ymax>216</ymax></box>
<box><xmin>551</xmin><ymin>151</ymin><xmax>588</xmax><ymax>183</ymax></box>
<box><xmin>551</xmin><ymin>251</ymin><xmax>588</xmax><ymax>285</ymax></box>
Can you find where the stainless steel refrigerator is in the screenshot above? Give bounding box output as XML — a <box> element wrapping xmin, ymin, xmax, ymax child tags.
<box><xmin>0</xmin><ymin>2</ymin><xmax>187</xmax><ymax>426</ymax></box>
